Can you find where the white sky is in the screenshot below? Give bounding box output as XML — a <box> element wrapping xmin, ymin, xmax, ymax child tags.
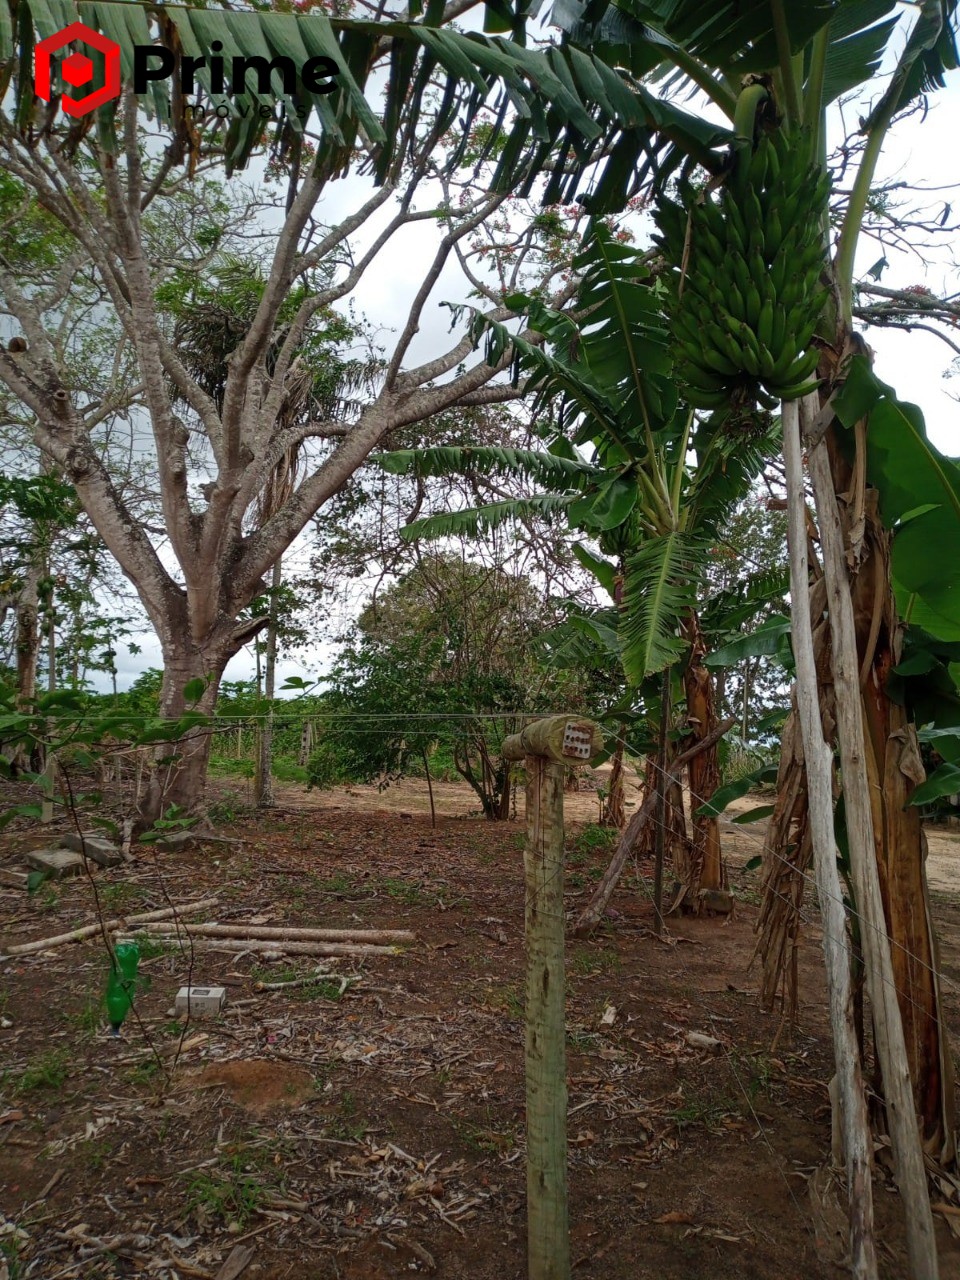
<box><xmin>100</xmin><ymin>24</ymin><xmax>960</xmax><ymax>694</ymax></box>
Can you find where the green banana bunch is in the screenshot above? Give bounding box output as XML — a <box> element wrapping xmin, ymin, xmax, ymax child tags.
<box><xmin>654</xmin><ymin>126</ymin><xmax>832</xmax><ymax>410</ymax></box>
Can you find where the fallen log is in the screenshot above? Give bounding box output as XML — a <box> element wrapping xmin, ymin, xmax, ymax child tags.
<box><xmin>572</xmin><ymin>718</ymin><xmax>736</xmax><ymax>937</ymax></box>
<box><xmin>134</xmin><ymin>922</ymin><xmax>416</xmax><ymax>944</ymax></box>
<box><xmin>3</xmin><ymin>898</ymin><xmax>220</xmax><ymax>956</ymax></box>
<box><xmin>134</xmin><ymin>936</ymin><xmax>398</xmax><ymax>957</ymax></box>
<box><xmin>254</xmin><ymin>970</ymin><xmax>356</xmax><ymax>993</ymax></box>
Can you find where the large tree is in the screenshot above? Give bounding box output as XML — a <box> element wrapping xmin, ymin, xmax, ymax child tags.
<box><xmin>0</xmin><ymin>0</ymin><xmax>627</xmax><ymax>822</ymax></box>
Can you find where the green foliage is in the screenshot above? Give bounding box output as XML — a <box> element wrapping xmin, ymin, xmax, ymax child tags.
<box><xmin>427</xmin><ymin>223</ymin><xmax>777</xmax><ymax>692</ymax></box>
<box><xmin>306</xmin><ymin>552</ymin><xmax>579</xmax><ymax>817</ymax></box>
<box><xmin>306</xmin><ymin>735</ymin><xmax>355</xmax><ymax>790</ymax></box>
<box><xmin>720</xmin><ymin>741</ymin><xmax>779</xmax><ymax>787</ymax></box>
<box><xmin>7</xmin><ymin>1048</ymin><xmax>70</xmax><ymax>1095</ymax></box>
<box><xmin>4</xmin><ymin>0</ymin><xmax>744</xmax><ymax>210</ymax></box>
<box><xmin>572</xmin><ymin>823</ymin><xmax>618</xmax><ymax>856</ymax></box>
<box><xmin>619</xmin><ymin>532</ymin><xmax>707</xmax><ymax>680</ymax></box>
<box><xmin>705</xmin><ymin>617</ymin><xmax>792</xmax><ymax>670</ymax></box>
<box><xmin>0</xmin><ymin>171</ymin><xmax>73</xmax><ymax>270</ymax></box>
<box><xmin>697</xmin><ymin>761</ymin><xmax>779</xmax><ymax>817</ymax></box>
<box><xmin>834</xmin><ymin>358</ymin><xmax>960</xmax><ymax>641</ymax></box>
<box><xmin>185</xmin><ymin>1158</ymin><xmax>265</xmax><ymax>1228</ymax></box>
<box><xmin>157</xmin><ymin>256</ymin><xmax>363</xmax><ymax>425</ymax></box>
<box><xmin>0</xmin><ymin>679</ymin><xmax>212</xmax><ymax>836</ymax></box>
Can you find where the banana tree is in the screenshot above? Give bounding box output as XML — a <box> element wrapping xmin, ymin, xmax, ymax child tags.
<box><xmin>542</xmin><ymin>0</ymin><xmax>959</xmax><ymax>1272</ymax></box>
<box><xmin>383</xmin><ymin>224</ymin><xmax>779</xmax><ymax>903</ymax></box>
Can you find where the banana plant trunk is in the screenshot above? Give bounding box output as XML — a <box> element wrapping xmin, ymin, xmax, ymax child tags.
<box><xmin>681</xmin><ymin>611</ymin><xmax>725</xmax><ymax>895</ymax></box>
<box><xmin>600</xmin><ymin>733</ymin><xmax>626</xmax><ymax>827</ymax></box>
<box><xmin>824</xmin><ymin>420</ymin><xmax>955</xmax><ymax>1164</ymax></box>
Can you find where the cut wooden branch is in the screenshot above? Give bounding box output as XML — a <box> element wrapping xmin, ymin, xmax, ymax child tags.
<box><xmin>134</xmin><ymin>923</ymin><xmax>416</xmax><ymax>944</ymax></box>
<box><xmin>2</xmin><ymin>898</ymin><xmax>220</xmax><ymax>956</ymax></box>
<box><xmin>783</xmin><ymin>395</ymin><xmax>878</xmax><ymax>1280</ymax></box>
<box><xmin>806</xmin><ymin>397</ymin><xmax>938</xmax><ymax>1280</ymax></box>
<box><xmin>253</xmin><ymin>970</ymin><xmax>356</xmax><ymax>993</ymax></box>
<box><xmin>572</xmin><ymin>717</ymin><xmax>735</xmax><ymax>937</ymax></box>
<box><xmin>136</xmin><ymin>936</ymin><xmax>398</xmax><ymax>957</ymax></box>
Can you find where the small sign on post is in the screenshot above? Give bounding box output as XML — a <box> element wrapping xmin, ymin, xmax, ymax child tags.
<box><xmin>502</xmin><ymin>716</ymin><xmax>603</xmax><ymax>1280</ymax></box>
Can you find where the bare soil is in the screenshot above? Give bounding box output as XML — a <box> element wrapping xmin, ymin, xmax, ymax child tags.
<box><xmin>1</xmin><ymin>774</ymin><xmax>959</xmax><ymax>1279</ymax></box>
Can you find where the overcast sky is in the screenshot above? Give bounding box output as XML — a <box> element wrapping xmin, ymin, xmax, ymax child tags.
<box><xmin>102</xmin><ymin>22</ymin><xmax>960</xmax><ymax>695</ymax></box>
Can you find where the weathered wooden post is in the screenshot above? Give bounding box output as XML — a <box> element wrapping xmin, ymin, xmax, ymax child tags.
<box><xmin>502</xmin><ymin>716</ymin><xmax>604</xmax><ymax>1280</ymax></box>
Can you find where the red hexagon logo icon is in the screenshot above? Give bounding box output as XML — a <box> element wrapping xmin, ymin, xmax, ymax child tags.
<box><xmin>35</xmin><ymin>22</ymin><xmax>121</xmax><ymax>118</ymax></box>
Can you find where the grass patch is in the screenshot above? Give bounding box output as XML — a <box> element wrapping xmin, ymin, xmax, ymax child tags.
<box><xmin>127</xmin><ymin>1057</ymin><xmax>164</xmax><ymax>1086</ymax></box>
<box><xmin>35</xmin><ymin>884</ymin><xmax>60</xmax><ymax>912</ymax></box>
<box><xmin>669</xmin><ymin>1091</ymin><xmax>737</xmax><ymax>1133</ymax></box>
<box><xmin>132</xmin><ymin>935</ymin><xmax>177</xmax><ymax>961</ymax></box>
<box><xmin>207</xmin><ymin>790</ymin><xmax>248</xmax><ymax>824</ymax></box>
<box><xmin>453</xmin><ymin>1118</ymin><xmax>516</xmax><ymax>1154</ymax></box>
<box><xmin>572</xmin><ymin>825</ymin><xmax>617</xmax><ymax>856</ymax></box>
<box><xmin>209</xmin><ymin>757</ymin><xmax>255</xmax><ymax>780</ymax></box>
<box><xmin>78</xmin><ymin>1138</ymin><xmax>112</xmax><ymax>1171</ymax></box>
<box><xmin>570</xmin><ymin>948</ymin><xmax>620</xmax><ymax>976</ymax></box>
<box><xmin>0</xmin><ymin>1232</ymin><xmax>26</xmax><ymax>1279</ymax></box>
<box><xmin>63</xmin><ymin>999</ymin><xmax>102</xmax><ymax>1038</ymax></box>
<box><xmin>272</xmin><ymin>758</ymin><xmax>309</xmax><ymax>784</ymax></box>
<box><xmin>8</xmin><ymin>1049</ymin><xmax>70</xmax><ymax>1095</ymax></box>
<box><xmin>99</xmin><ymin>882</ymin><xmax>143</xmax><ymax>914</ymax></box>
<box><xmin>482</xmin><ymin>984</ymin><xmax>523</xmax><ymax>1018</ymax></box>
<box><xmin>312</xmin><ymin>871</ymin><xmax>358</xmax><ymax>896</ymax></box>
<box><xmin>328</xmin><ymin>1089</ymin><xmax>367</xmax><ymax>1140</ymax></box>
<box><xmin>380</xmin><ymin>877</ymin><xmax>424</xmax><ymax>905</ymax></box>
<box><xmin>185</xmin><ymin>1157</ymin><xmax>266</xmax><ymax>1228</ymax></box>
<box><xmin>250</xmin><ymin>966</ymin><xmax>346</xmax><ymax>1001</ymax></box>
<box><xmin>567</xmin><ymin>1029</ymin><xmax>600</xmax><ymax>1053</ymax></box>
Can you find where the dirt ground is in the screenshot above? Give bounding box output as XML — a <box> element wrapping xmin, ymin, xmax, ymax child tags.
<box><xmin>2</xmin><ymin>772</ymin><xmax>960</xmax><ymax>1279</ymax></box>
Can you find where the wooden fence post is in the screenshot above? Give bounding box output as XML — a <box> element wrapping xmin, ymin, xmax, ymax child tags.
<box><xmin>502</xmin><ymin>716</ymin><xmax>603</xmax><ymax>1280</ymax></box>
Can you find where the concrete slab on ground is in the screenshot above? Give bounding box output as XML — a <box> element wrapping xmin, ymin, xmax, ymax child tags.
<box><xmin>22</xmin><ymin>849</ymin><xmax>85</xmax><ymax>879</ymax></box>
<box><xmin>58</xmin><ymin>833</ymin><xmax>122</xmax><ymax>866</ymax></box>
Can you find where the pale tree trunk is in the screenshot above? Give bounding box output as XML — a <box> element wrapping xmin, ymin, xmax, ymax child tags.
<box><xmin>808</xmin><ymin>405</ymin><xmax>938</xmax><ymax>1278</ymax></box>
<box><xmin>741</xmin><ymin>658</ymin><xmax>754</xmax><ymax>741</ymax></box>
<box><xmin>40</xmin><ymin>576</ymin><xmax>56</xmax><ymax>823</ymax></box>
<box><xmin>15</xmin><ymin>562</ymin><xmax>40</xmax><ymax>708</ymax></box>
<box><xmin>681</xmin><ymin>610</ymin><xmax>725</xmax><ymax>895</ymax></box>
<box><xmin>140</xmin><ymin>640</ymin><xmax>231</xmax><ymax>829</ymax></box>
<box><xmin>12</xmin><ymin>561</ymin><xmax>41</xmax><ymax>773</ymax></box>
<box><xmin>822</xmin><ymin>410</ymin><xmax>955</xmax><ymax>1167</ymax></box>
<box><xmin>255</xmin><ymin>558</ymin><xmax>282</xmax><ymax>809</ymax></box>
<box><xmin>782</xmin><ymin>398</ymin><xmax>879</xmax><ymax>1280</ymax></box>
<box><xmin>759</xmin><ymin>372</ymin><xmax>956</xmax><ymax>1173</ymax></box>
<box><xmin>298</xmin><ymin>718</ymin><xmax>314</xmax><ymax>767</ymax></box>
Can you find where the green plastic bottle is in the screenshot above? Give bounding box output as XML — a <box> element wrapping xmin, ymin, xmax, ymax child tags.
<box><xmin>105</xmin><ymin>942</ymin><xmax>140</xmax><ymax>1035</ymax></box>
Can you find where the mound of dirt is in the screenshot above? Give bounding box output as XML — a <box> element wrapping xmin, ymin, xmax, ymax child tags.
<box><xmin>194</xmin><ymin>1059</ymin><xmax>315</xmax><ymax>1114</ymax></box>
